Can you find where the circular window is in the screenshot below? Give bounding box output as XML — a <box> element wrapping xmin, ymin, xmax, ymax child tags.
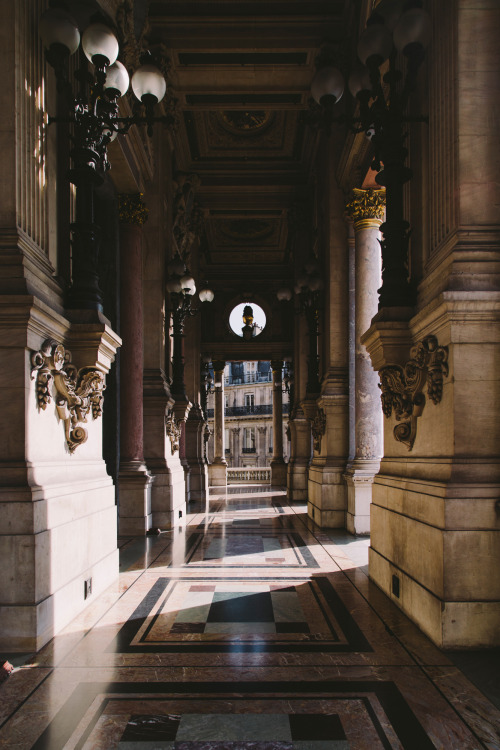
<box><xmin>229</xmin><ymin>302</ymin><xmax>266</xmax><ymax>338</ymax></box>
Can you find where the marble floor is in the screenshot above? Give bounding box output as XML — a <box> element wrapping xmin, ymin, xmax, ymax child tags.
<box><xmin>1</xmin><ymin>488</ymin><xmax>500</xmax><ymax>749</ymax></box>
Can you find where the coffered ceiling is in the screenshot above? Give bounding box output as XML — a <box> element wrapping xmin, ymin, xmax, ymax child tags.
<box><xmin>147</xmin><ymin>0</ymin><xmax>356</xmax><ymax>279</ymax></box>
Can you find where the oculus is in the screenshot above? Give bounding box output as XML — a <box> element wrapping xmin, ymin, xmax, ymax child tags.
<box><xmin>229</xmin><ymin>302</ymin><xmax>266</xmax><ymax>339</ymax></box>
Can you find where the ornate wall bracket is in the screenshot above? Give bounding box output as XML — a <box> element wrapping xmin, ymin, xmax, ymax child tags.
<box><xmin>31</xmin><ymin>339</ymin><xmax>105</xmax><ymax>453</ymax></box>
<box><xmin>166</xmin><ymin>410</ymin><xmax>181</xmax><ymax>455</ymax></box>
<box><xmin>311</xmin><ymin>407</ymin><xmax>326</xmax><ymax>452</ymax></box>
<box><xmin>379</xmin><ymin>335</ymin><xmax>448</xmax><ymax>450</ymax></box>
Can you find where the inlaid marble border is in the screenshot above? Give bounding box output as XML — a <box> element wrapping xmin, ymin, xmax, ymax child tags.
<box><xmin>107</xmin><ymin>576</ymin><xmax>372</xmax><ymax>655</ymax></box>
<box><xmin>180</xmin><ymin>531</ymin><xmax>320</xmax><ymax>569</ymax></box>
<box><xmin>29</xmin><ymin>680</ymin><xmax>437</xmax><ymax>750</ymax></box>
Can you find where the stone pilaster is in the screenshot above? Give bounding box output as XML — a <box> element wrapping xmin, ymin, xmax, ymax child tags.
<box><xmin>270</xmin><ymin>360</ymin><xmax>287</xmax><ymax>486</ymax></box>
<box><xmin>184</xmin><ymin>403</ymin><xmax>208</xmax><ymax>502</ymax></box>
<box><xmin>231</xmin><ymin>427</ymin><xmax>241</xmax><ymax>466</ymax></box>
<box><xmin>257</xmin><ymin>426</ymin><xmax>267</xmax><ymax>467</ymax></box>
<box><xmin>117</xmin><ymin>195</ymin><xmax>153</xmax><ymax>535</ymax></box>
<box><xmin>286</xmin><ymin>406</ymin><xmax>312</xmax><ymax>502</ymax></box>
<box><xmin>209</xmin><ymin>360</ymin><xmax>227</xmax><ymax>486</ymax></box>
<box><xmin>344</xmin><ymin>189</ymin><xmax>385</xmax><ymax>535</ymax></box>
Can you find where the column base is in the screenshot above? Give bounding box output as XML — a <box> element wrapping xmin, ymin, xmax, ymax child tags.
<box><xmin>118</xmin><ymin>461</ymin><xmax>154</xmax><ymax>536</ymax></box>
<box><xmin>307</xmin><ymin>461</ymin><xmax>347</xmax><ymax>528</ymax></box>
<box><xmin>209</xmin><ymin>459</ymin><xmax>227</xmax><ymax>487</ymax></box>
<box><xmin>287</xmin><ymin>458</ymin><xmax>309</xmax><ymax>501</ymax></box>
<box><xmin>270</xmin><ymin>459</ymin><xmax>287</xmax><ymax>487</ymax></box>
<box><xmin>345</xmin><ymin>459</ymin><xmax>380</xmax><ymax>535</ymax></box>
<box><xmin>148</xmin><ymin>458</ymin><xmax>186</xmax><ymax>529</ymax></box>
<box><xmin>370</xmin><ymin>546</ymin><xmax>500</xmax><ymax>649</ymax></box>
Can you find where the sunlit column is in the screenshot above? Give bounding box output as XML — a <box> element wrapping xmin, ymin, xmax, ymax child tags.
<box><xmin>270</xmin><ymin>359</ymin><xmax>287</xmax><ymax>486</ymax></box>
<box><xmin>345</xmin><ymin>188</ymin><xmax>385</xmax><ymax>534</ymax></box>
<box><xmin>208</xmin><ymin>360</ymin><xmax>227</xmax><ymax>486</ymax></box>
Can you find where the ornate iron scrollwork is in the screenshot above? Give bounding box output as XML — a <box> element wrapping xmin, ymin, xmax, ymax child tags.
<box><xmin>379</xmin><ymin>335</ymin><xmax>448</xmax><ymax>450</ymax></box>
<box><xmin>31</xmin><ymin>339</ymin><xmax>105</xmax><ymax>453</ymax></box>
<box><xmin>311</xmin><ymin>407</ymin><xmax>326</xmax><ymax>453</ymax></box>
<box><xmin>165</xmin><ymin>410</ymin><xmax>181</xmax><ymax>455</ymax></box>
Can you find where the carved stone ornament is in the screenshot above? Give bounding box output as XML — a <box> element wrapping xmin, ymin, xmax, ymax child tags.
<box><xmin>311</xmin><ymin>407</ymin><xmax>326</xmax><ymax>453</ymax></box>
<box><xmin>165</xmin><ymin>410</ymin><xmax>181</xmax><ymax>455</ymax></box>
<box><xmin>172</xmin><ymin>172</ymin><xmax>202</xmax><ymax>265</ymax></box>
<box><xmin>31</xmin><ymin>339</ymin><xmax>105</xmax><ymax>454</ymax></box>
<box><xmin>118</xmin><ymin>193</ymin><xmax>149</xmax><ymax>226</ymax></box>
<box><xmin>379</xmin><ymin>335</ymin><xmax>448</xmax><ymax>450</ymax></box>
<box><xmin>345</xmin><ymin>188</ymin><xmax>386</xmax><ymax>227</ymax></box>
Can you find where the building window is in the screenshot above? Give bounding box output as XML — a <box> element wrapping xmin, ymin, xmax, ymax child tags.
<box><xmin>243</xmin><ymin>427</ymin><xmax>256</xmax><ymax>452</ymax></box>
<box><xmin>244</xmin><ymin>393</ymin><xmax>254</xmax><ymax>408</ymax></box>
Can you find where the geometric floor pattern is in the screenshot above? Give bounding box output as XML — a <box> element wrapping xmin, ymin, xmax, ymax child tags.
<box><xmin>1</xmin><ymin>487</ymin><xmax>500</xmax><ymax>749</ymax></box>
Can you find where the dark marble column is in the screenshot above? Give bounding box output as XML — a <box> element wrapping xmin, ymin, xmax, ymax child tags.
<box><xmin>117</xmin><ymin>195</ymin><xmax>153</xmax><ymax>535</ymax></box>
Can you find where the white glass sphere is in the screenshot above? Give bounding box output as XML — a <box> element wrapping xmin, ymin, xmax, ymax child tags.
<box><xmin>180</xmin><ymin>275</ymin><xmax>196</xmax><ymax>296</ymax></box>
<box><xmin>357</xmin><ymin>23</ymin><xmax>393</xmax><ymax>66</ymax></box>
<box><xmin>348</xmin><ymin>65</ymin><xmax>372</xmax><ymax>98</ymax></box>
<box><xmin>393</xmin><ymin>8</ymin><xmax>431</xmax><ymax>54</ymax></box>
<box><xmin>82</xmin><ymin>22</ymin><xmax>119</xmax><ymax>66</ymax></box>
<box><xmin>311</xmin><ymin>65</ymin><xmax>344</xmax><ymax>105</ymax></box>
<box><xmin>39</xmin><ymin>8</ymin><xmax>80</xmax><ymax>55</ymax></box>
<box><xmin>105</xmin><ymin>60</ymin><xmax>129</xmax><ymax>97</ymax></box>
<box><xmin>131</xmin><ymin>64</ymin><xmax>167</xmax><ymax>103</ymax></box>
<box><xmin>198</xmin><ymin>287</ymin><xmax>215</xmax><ymax>303</ymax></box>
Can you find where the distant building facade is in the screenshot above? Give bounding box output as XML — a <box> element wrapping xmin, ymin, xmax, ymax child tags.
<box><xmin>206</xmin><ymin>361</ymin><xmax>290</xmax><ymax>467</ymax></box>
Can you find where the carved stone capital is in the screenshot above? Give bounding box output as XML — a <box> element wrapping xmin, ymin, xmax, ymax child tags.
<box><xmin>379</xmin><ymin>335</ymin><xmax>449</xmax><ymax>450</ymax></box>
<box><xmin>165</xmin><ymin>410</ymin><xmax>181</xmax><ymax>455</ymax></box>
<box><xmin>172</xmin><ymin>172</ymin><xmax>202</xmax><ymax>264</ymax></box>
<box><xmin>118</xmin><ymin>193</ymin><xmax>149</xmax><ymax>226</ymax></box>
<box><xmin>31</xmin><ymin>339</ymin><xmax>106</xmax><ymax>453</ymax></box>
<box><xmin>345</xmin><ymin>188</ymin><xmax>385</xmax><ymax>229</ymax></box>
<box><xmin>311</xmin><ymin>407</ymin><xmax>326</xmax><ymax>453</ymax></box>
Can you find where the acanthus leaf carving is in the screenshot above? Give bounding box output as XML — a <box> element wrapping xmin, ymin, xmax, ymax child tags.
<box><xmin>166</xmin><ymin>410</ymin><xmax>181</xmax><ymax>455</ymax></box>
<box><xmin>31</xmin><ymin>339</ymin><xmax>106</xmax><ymax>454</ymax></box>
<box><xmin>379</xmin><ymin>335</ymin><xmax>448</xmax><ymax>450</ymax></box>
<box><xmin>311</xmin><ymin>407</ymin><xmax>326</xmax><ymax>453</ymax></box>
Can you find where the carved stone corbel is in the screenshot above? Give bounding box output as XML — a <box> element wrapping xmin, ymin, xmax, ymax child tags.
<box><xmin>165</xmin><ymin>410</ymin><xmax>181</xmax><ymax>455</ymax></box>
<box><xmin>311</xmin><ymin>407</ymin><xmax>326</xmax><ymax>452</ymax></box>
<box><xmin>172</xmin><ymin>172</ymin><xmax>202</xmax><ymax>265</ymax></box>
<box><xmin>31</xmin><ymin>339</ymin><xmax>106</xmax><ymax>453</ymax></box>
<box><xmin>379</xmin><ymin>335</ymin><xmax>448</xmax><ymax>450</ymax></box>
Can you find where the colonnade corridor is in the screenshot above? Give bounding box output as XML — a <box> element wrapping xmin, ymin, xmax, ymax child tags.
<box><xmin>1</xmin><ymin>488</ymin><xmax>499</xmax><ymax>749</ymax></box>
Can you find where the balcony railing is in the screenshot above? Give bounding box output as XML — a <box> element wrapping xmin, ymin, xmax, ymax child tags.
<box><xmin>225</xmin><ymin>372</ymin><xmax>272</xmax><ymax>385</ymax></box>
<box><xmin>205</xmin><ymin>403</ymin><xmax>289</xmax><ymax>419</ymax></box>
<box><xmin>242</xmin><ymin>447</ymin><xmax>256</xmax><ymax>453</ymax></box>
<box><xmin>227</xmin><ymin>467</ymin><xmax>271</xmax><ymax>484</ymax></box>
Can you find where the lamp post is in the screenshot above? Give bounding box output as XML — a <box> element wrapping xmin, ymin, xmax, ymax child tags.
<box><xmin>278</xmin><ymin>259</ymin><xmax>323</xmax><ymax>396</ymax></box>
<box><xmin>310</xmin><ymin>0</ymin><xmax>431</xmax><ymax>308</ymax></box>
<box><xmin>39</xmin><ymin>8</ymin><xmax>170</xmax><ymax>312</ymax></box>
<box><xmin>166</xmin><ymin>254</ymin><xmax>214</xmax><ymax>399</ymax></box>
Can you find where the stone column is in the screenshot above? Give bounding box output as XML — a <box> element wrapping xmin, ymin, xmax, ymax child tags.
<box><xmin>231</xmin><ymin>427</ymin><xmax>241</xmax><ymax>466</ymax></box>
<box><xmin>258</xmin><ymin>426</ymin><xmax>267</xmax><ymax>466</ymax></box>
<box><xmin>208</xmin><ymin>360</ymin><xmax>227</xmax><ymax>486</ymax></box>
<box><xmin>270</xmin><ymin>360</ymin><xmax>287</xmax><ymax>485</ymax></box>
<box><xmin>344</xmin><ymin>189</ymin><xmax>385</xmax><ymax>535</ymax></box>
<box><xmin>117</xmin><ymin>195</ymin><xmax>153</xmax><ymax>535</ymax></box>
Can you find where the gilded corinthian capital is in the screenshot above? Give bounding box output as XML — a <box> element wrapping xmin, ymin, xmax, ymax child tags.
<box><xmin>345</xmin><ymin>188</ymin><xmax>386</xmax><ymax>229</ymax></box>
<box><xmin>118</xmin><ymin>193</ymin><xmax>149</xmax><ymax>226</ymax></box>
